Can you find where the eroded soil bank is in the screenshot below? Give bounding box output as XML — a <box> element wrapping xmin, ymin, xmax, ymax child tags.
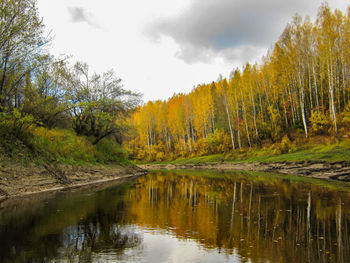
<box><xmin>139</xmin><ymin>161</ymin><xmax>350</xmax><ymax>182</ymax></box>
<box><xmin>0</xmin><ymin>164</ymin><xmax>147</xmax><ymax>200</ymax></box>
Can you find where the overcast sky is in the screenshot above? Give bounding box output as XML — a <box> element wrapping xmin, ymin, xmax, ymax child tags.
<box><xmin>37</xmin><ymin>0</ymin><xmax>348</xmax><ymax>102</ymax></box>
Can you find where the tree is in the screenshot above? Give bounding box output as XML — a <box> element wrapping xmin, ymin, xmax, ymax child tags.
<box><xmin>217</xmin><ymin>79</ymin><xmax>235</xmax><ymax>150</ymax></box>
<box><xmin>63</xmin><ymin>62</ymin><xmax>141</xmax><ymax>145</ymax></box>
<box><xmin>21</xmin><ymin>56</ymin><xmax>69</xmax><ymax>128</ymax></box>
<box><xmin>0</xmin><ymin>0</ymin><xmax>49</xmax><ymax>109</ymax></box>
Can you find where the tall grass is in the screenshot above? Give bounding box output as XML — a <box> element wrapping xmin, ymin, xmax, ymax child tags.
<box><xmin>29</xmin><ymin>127</ymin><xmax>129</xmax><ymax>165</ymax></box>
<box><xmin>30</xmin><ymin>127</ymin><xmax>96</xmax><ymax>163</ymax></box>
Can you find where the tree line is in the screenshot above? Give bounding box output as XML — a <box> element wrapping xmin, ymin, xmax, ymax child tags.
<box><xmin>0</xmin><ymin>0</ymin><xmax>141</xmax><ymax>160</ymax></box>
<box><xmin>126</xmin><ymin>4</ymin><xmax>350</xmax><ymax>161</ymax></box>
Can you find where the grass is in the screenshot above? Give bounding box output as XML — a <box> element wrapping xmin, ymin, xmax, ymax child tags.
<box><xmin>239</xmin><ymin>139</ymin><xmax>350</xmax><ymax>163</ymax></box>
<box><xmin>0</xmin><ymin>126</ymin><xmax>131</xmax><ymax>167</ymax></box>
<box><xmin>170</xmin><ymin>154</ymin><xmax>225</xmax><ymax>164</ymax></box>
<box><xmin>145</xmin><ymin>138</ymin><xmax>350</xmax><ymax>165</ymax></box>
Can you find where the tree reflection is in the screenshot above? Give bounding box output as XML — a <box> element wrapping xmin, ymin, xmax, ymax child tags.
<box><xmin>124</xmin><ymin>171</ymin><xmax>350</xmax><ymax>263</ymax></box>
<box><xmin>0</xmin><ymin>171</ymin><xmax>349</xmax><ymax>263</ymax></box>
<box><xmin>0</xmin><ymin>182</ymin><xmax>142</xmax><ymax>263</ymax></box>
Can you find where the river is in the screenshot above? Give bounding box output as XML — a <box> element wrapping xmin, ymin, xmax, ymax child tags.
<box><xmin>0</xmin><ymin>170</ymin><xmax>349</xmax><ymax>262</ymax></box>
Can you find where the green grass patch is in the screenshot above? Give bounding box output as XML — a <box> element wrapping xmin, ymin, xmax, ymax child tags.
<box><xmin>170</xmin><ymin>154</ymin><xmax>225</xmax><ymax>164</ymax></box>
<box><xmin>144</xmin><ymin>138</ymin><xmax>350</xmax><ymax>165</ymax></box>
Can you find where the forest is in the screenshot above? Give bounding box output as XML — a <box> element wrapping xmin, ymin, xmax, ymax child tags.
<box><xmin>0</xmin><ymin>0</ymin><xmax>141</xmax><ymax>164</ymax></box>
<box><xmin>126</xmin><ymin>4</ymin><xmax>350</xmax><ymax>162</ymax></box>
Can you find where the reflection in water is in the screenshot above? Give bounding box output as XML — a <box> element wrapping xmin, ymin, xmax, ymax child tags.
<box><xmin>0</xmin><ymin>170</ymin><xmax>349</xmax><ymax>262</ymax></box>
<box><xmin>125</xmin><ymin>171</ymin><xmax>350</xmax><ymax>263</ymax></box>
<box><xmin>0</xmin><ymin>182</ymin><xmax>144</xmax><ymax>262</ymax></box>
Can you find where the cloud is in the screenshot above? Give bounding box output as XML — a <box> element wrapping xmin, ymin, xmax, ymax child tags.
<box><xmin>146</xmin><ymin>0</ymin><xmax>320</xmax><ymax>64</ymax></box>
<box><xmin>67</xmin><ymin>6</ymin><xmax>99</xmax><ymax>28</ymax></box>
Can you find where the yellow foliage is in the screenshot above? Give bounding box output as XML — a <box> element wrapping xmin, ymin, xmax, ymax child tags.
<box><xmin>309</xmin><ymin>110</ymin><xmax>331</xmax><ymax>135</ymax></box>
<box><xmin>341</xmin><ymin>103</ymin><xmax>350</xmax><ymax>130</ymax></box>
<box><xmin>155</xmin><ymin>152</ymin><xmax>165</xmax><ymax>162</ymax></box>
<box><xmin>270</xmin><ymin>135</ymin><xmax>296</xmax><ymax>155</ymax></box>
<box><xmin>268</xmin><ymin>105</ymin><xmax>282</xmax><ymax>139</ymax></box>
<box><xmin>194</xmin><ymin>138</ymin><xmax>207</xmax><ymax>156</ymax></box>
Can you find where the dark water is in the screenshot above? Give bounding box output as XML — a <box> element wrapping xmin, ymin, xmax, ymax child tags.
<box><xmin>0</xmin><ymin>170</ymin><xmax>350</xmax><ymax>263</ymax></box>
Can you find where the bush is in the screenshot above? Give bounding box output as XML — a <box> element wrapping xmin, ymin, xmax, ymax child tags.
<box><xmin>194</xmin><ymin>138</ymin><xmax>207</xmax><ymax>156</ymax></box>
<box><xmin>269</xmin><ymin>135</ymin><xmax>296</xmax><ymax>155</ymax></box>
<box><xmin>95</xmin><ymin>138</ymin><xmax>128</xmax><ymax>164</ymax></box>
<box><xmin>309</xmin><ymin>110</ymin><xmax>331</xmax><ymax>135</ymax></box>
<box><xmin>206</xmin><ymin>133</ymin><xmax>220</xmax><ymax>154</ymax></box>
<box><xmin>0</xmin><ymin>108</ymin><xmax>35</xmax><ymax>139</ymax></box>
<box><xmin>30</xmin><ymin>127</ymin><xmax>96</xmax><ymax>162</ymax></box>
<box><xmin>341</xmin><ymin>102</ymin><xmax>350</xmax><ymax>133</ymax></box>
<box><xmin>155</xmin><ymin>152</ymin><xmax>165</xmax><ymax>162</ymax></box>
<box><xmin>0</xmin><ymin>109</ymin><xmax>36</xmax><ymax>159</ymax></box>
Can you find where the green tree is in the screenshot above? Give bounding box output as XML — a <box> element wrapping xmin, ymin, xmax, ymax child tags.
<box><xmin>63</xmin><ymin>62</ymin><xmax>141</xmax><ymax>145</ymax></box>
<box><xmin>0</xmin><ymin>0</ymin><xmax>49</xmax><ymax>109</ymax></box>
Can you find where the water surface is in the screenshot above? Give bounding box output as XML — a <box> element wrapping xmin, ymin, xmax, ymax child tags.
<box><xmin>0</xmin><ymin>170</ymin><xmax>349</xmax><ymax>262</ymax></box>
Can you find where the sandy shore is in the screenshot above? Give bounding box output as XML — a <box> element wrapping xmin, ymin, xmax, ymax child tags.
<box><xmin>0</xmin><ymin>164</ymin><xmax>147</xmax><ymax>200</ymax></box>
<box><xmin>138</xmin><ymin>160</ymin><xmax>350</xmax><ymax>182</ymax></box>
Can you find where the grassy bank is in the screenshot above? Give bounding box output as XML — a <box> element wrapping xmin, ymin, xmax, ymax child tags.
<box><xmin>0</xmin><ymin>126</ymin><xmax>147</xmax><ymax>199</ymax></box>
<box><xmin>143</xmin><ymin>138</ymin><xmax>350</xmax><ymax>165</ymax></box>
<box><xmin>0</xmin><ymin>126</ymin><xmax>131</xmax><ymax>168</ymax></box>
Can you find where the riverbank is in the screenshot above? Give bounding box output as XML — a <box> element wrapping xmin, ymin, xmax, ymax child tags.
<box><xmin>138</xmin><ymin>138</ymin><xmax>350</xmax><ymax>182</ymax></box>
<box><xmin>0</xmin><ymin>125</ymin><xmax>149</xmax><ymax>200</ymax></box>
<box><xmin>0</xmin><ymin>163</ymin><xmax>147</xmax><ymax>200</ymax></box>
<box><xmin>139</xmin><ymin>160</ymin><xmax>350</xmax><ymax>182</ymax></box>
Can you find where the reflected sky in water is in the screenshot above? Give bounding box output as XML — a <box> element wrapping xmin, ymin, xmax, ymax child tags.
<box><xmin>0</xmin><ymin>170</ymin><xmax>349</xmax><ymax>262</ymax></box>
<box><xmin>118</xmin><ymin>229</ymin><xmax>242</xmax><ymax>263</ymax></box>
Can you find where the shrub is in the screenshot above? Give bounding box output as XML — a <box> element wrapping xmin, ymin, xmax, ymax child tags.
<box><xmin>95</xmin><ymin>138</ymin><xmax>128</xmax><ymax>164</ymax></box>
<box><xmin>206</xmin><ymin>133</ymin><xmax>220</xmax><ymax>154</ymax></box>
<box><xmin>155</xmin><ymin>152</ymin><xmax>165</xmax><ymax>162</ymax></box>
<box><xmin>341</xmin><ymin>102</ymin><xmax>350</xmax><ymax>133</ymax></box>
<box><xmin>194</xmin><ymin>138</ymin><xmax>207</xmax><ymax>156</ymax></box>
<box><xmin>309</xmin><ymin>110</ymin><xmax>331</xmax><ymax>135</ymax></box>
<box><xmin>30</xmin><ymin>127</ymin><xmax>95</xmax><ymax>162</ymax></box>
<box><xmin>0</xmin><ymin>108</ymin><xmax>35</xmax><ymax>139</ymax></box>
<box><xmin>270</xmin><ymin>135</ymin><xmax>295</xmax><ymax>155</ymax></box>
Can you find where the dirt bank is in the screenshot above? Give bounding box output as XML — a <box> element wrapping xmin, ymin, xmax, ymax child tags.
<box><xmin>138</xmin><ymin>161</ymin><xmax>350</xmax><ymax>182</ymax></box>
<box><xmin>0</xmin><ymin>163</ymin><xmax>147</xmax><ymax>200</ymax></box>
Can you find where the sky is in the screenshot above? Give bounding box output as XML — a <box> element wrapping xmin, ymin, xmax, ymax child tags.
<box><xmin>37</xmin><ymin>0</ymin><xmax>349</xmax><ymax>102</ymax></box>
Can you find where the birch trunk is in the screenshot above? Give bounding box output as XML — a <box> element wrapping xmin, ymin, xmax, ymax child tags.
<box><xmin>242</xmin><ymin>96</ymin><xmax>251</xmax><ymax>147</ymax></box>
<box><xmin>250</xmin><ymin>83</ymin><xmax>259</xmax><ymax>137</ymax></box>
<box><xmin>328</xmin><ymin>56</ymin><xmax>338</xmax><ymax>133</ymax></box>
<box><xmin>235</xmin><ymin>90</ymin><xmax>242</xmax><ymax>149</ymax></box>
<box><xmin>225</xmin><ymin>103</ymin><xmax>235</xmax><ymax>150</ymax></box>
<box><xmin>298</xmin><ymin>73</ymin><xmax>308</xmax><ymax>138</ymax></box>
